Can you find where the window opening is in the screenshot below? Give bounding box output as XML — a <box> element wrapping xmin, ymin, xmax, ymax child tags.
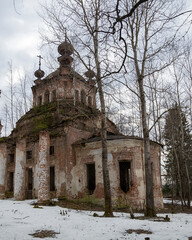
<box><xmin>119</xmin><ymin>161</ymin><xmax>131</xmax><ymax>193</ymax></box>
<box><xmin>38</xmin><ymin>96</ymin><xmax>42</xmax><ymax>106</ymax></box>
<box><xmin>52</xmin><ymin>90</ymin><xmax>56</xmax><ymax>102</ymax></box>
<box><xmin>81</xmin><ymin>90</ymin><xmax>86</xmax><ymax>104</ymax></box>
<box><xmin>9</xmin><ymin>154</ymin><xmax>14</xmax><ymax>163</ymax></box>
<box><xmin>28</xmin><ymin>168</ymin><xmax>33</xmax><ymax>190</ymax></box>
<box><xmin>87</xmin><ymin>163</ymin><xmax>96</xmax><ymax>195</ymax></box>
<box><xmin>88</xmin><ymin>96</ymin><xmax>92</xmax><ymax>107</ymax></box>
<box><xmin>50</xmin><ymin>166</ymin><xmax>55</xmax><ymax>191</ymax></box>
<box><xmin>50</xmin><ymin>146</ymin><xmax>54</xmax><ymax>155</ymax></box>
<box><xmin>44</xmin><ymin>90</ymin><xmax>50</xmax><ymax>103</ymax></box>
<box><xmin>9</xmin><ymin>172</ymin><xmax>14</xmax><ymax>192</ymax></box>
<box><xmin>75</xmin><ymin>90</ymin><xmax>79</xmax><ymax>102</ymax></box>
<box><xmin>26</xmin><ymin>150</ymin><xmax>32</xmax><ymax>160</ymax></box>
<box><xmin>64</xmin><ymin>82</ymin><xmax>67</xmax><ymax>98</ymax></box>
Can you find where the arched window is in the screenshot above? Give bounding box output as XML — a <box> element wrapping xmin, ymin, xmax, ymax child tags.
<box><xmin>75</xmin><ymin>90</ymin><xmax>79</xmax><ymax>102</ymax></box>
<box><xmin>44</xmin><ymin>90</ymin><xmax>50</xmax><ymax>103</ymax></box>
<box><xmin>81</xmin><ymin>90</ymin><xmax>86</xmax><ymax>104</ymax></box>
<box><xmin>88</xmin><ymin>96</ymin><xmax>92</xmax><ymax>107</ymax></box>
<box><xmin>52</xmin><ymin>90</ymin><xmax>56</xmax><ymax>102</ymax></box>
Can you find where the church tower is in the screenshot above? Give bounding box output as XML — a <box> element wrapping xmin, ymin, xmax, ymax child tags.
<box><xmin>32</xmin><ymin>40</ymin><xmax>97</xmax><ymax>108</ymax></box>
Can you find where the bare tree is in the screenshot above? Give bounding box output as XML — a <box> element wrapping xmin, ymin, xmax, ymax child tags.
<box><xmin>0</xmin><ymin>63</ymin><xmax>33</xmax><ymax>136</ymax></box>
<box><xmin>7</xmin><ymin>61</ymin><xmax>15</xmax><ymax>129</ymax></box>
<box><xmin>111</xmin><ymin>0</ymin><xmax>187</xmax><ymax>216</ymax></box>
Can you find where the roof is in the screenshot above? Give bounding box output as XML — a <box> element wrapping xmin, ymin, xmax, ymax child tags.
<box><xmin>44</xmin><ymin>68</ymin><xmax>87</xmax><ymax>83</ymax></box>
<box><xmin>74</xmin><ymin>134</ymin><xmax>162</xmax><ymax>146</ymax></box>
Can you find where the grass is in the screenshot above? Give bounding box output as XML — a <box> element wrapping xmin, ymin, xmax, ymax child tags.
<box><xmin>125</xmin><ymin>229</ymin><xmax>152</xmax><ymax>234</ymax></box>
<box><xmin>29</xmin><ymin>230</ymin><xmax>59</xmax><ymax>238</ymax></box>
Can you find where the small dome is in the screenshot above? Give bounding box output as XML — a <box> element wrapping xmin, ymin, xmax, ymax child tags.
<box><xmin>58</xmin><ymin>41</ymin><xmax>74</xmax><ymax>56</ymax></box>
<box><xmin>84</xmin><ymin>69</ymin><xmax>95</xmax><ymax>79</ymax></box>
<box><xmin>34</xmin><ymin>69</ymin><xmax>45</xmax><ymax>79</ymax></box>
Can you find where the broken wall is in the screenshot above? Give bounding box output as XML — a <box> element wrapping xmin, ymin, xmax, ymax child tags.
<box><xmin>72</xmin><ymin>138</ymin><xmax>163</xmax><ymax>210</ymax></box>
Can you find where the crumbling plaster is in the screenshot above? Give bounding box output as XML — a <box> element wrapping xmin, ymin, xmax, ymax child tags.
<box><xmin>14</xmin><ymin>139</ymin><xmax>26</xmax><ymax>200</ymax></box>
<box><xmin>0</xmin><ymin>143</ymin><xmax>7</xmax><ymax>197</ymax></box>
<box><xmin>38</xmin><ymin>131</ymin><xmax>50</xmax><ymax>202</ymax></box>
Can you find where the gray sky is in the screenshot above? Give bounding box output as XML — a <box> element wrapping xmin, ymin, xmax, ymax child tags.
<box><xmin>0</xmin><ymin>0</ymin><xmax>192</xmax><ymax>93</ymax></box>
<box><xmin>0</xmin><ymin>0</ymin><xmax>43</xmax><ymax>90</ymax></box>
<box><xmin>0</xmin><ymin>0</ymin><xmax>45</xmax><ymax>132</ymax></box>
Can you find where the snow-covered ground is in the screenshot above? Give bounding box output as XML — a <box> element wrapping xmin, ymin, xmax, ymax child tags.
<box><xmin>0</xmin><ymin>199</ymin><xmax>191</xmax><ymax>240</ymax></box>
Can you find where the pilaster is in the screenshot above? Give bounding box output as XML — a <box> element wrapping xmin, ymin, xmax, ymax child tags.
<box><xmin>14</xmin><ymin>139</ymin><xmax>26</xmax><ymax>200</ymax></box>
<box><xmin>0</xmin><ymin>143</ymin><xmax>7</xmax><ymax>198</ymax></box>
<box><xmin>38</xmin><ymin>131</ymin><xmax>50</xmax><ymax>202</ymax></box>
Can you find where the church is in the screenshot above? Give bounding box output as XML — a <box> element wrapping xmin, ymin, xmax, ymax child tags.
<box><xmin>0</xmin><ymin>40</ymin><xmax>163</xmax><ymax>210</ymax></box>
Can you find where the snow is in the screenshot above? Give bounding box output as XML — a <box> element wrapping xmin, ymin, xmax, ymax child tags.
<box><xmin>0</xmin><ymin>199</ymin><xmax>191</xmax><ymax>240</ymax></box>
<box><xmin>164</xmin><ymin>198</ymin><xmax>192</xmax><ymax>205</ymax></box>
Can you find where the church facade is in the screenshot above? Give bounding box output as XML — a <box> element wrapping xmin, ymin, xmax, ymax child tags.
<box><xmin>0</xmin><ymin>40</ymin><xmax>163</xmax><ymax>210</ymax></box>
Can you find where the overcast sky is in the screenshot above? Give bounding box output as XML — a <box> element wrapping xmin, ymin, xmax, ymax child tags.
<box><xmin>0</xmin><ymin>0</ymin><xmax>43</xmax><ymax>86</ymax></box>
<box><xmin>0</xmin><ymin>0</ymin><xmax>46</xmax><ymax>131</ymax></box>
<box><xmin>1</xmin><ymin>0</ymin><xmax>192</xmax><ymax>92</ymax></box>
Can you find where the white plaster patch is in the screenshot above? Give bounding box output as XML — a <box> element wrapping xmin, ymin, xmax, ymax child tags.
<box><xmin>14</xmin><ymin>140</ymin><xmax>26</xmax><ymax>200</ymax></box>
<box><xmin>0</xmin><ymin>144</ymin><xmax>6</xmax><ymax>194</ymax></box>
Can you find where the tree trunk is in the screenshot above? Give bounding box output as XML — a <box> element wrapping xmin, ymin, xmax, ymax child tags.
<box><xmin>94</xmin><ymin>0</ymin><xmax>113</xmax><ymax>216</ymax></box>
<box><xmin>100</xmin><ymin>99</ymin><xmax>113</xmax><ymax>217</ymax></box>
<box><xmin>138</xmin><ymin>75</ymin><xmax>156</xmax><ymax>217</ymax></box>
<box><xmin>176</xmin><ymin>81</ymin><xmax>191</xmax><ymax>208</ymax></box>
<box><xmin>96</xmin><ymin>69</ymin><xmax>113</xmax><ymax>217</ymax></box>
<box><xmin>184</xmin><ymin>160</ymin><xmax>191</xmax><ymax>208</ymax></box>
<box><xmin>172</xmin><ymin>144</ymin><xmax>184</xmax><ymax>208</ymax></box>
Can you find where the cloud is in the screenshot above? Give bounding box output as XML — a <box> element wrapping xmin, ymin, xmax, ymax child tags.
<box><xmin>0</xmin><ymin>0</ymin><xmax>44</xmax><ymax>129</ymax></box>
<box><xmin>0</xmin><ymin>0</ymin><xmax>43</xmax><ymax>83</ymax></box>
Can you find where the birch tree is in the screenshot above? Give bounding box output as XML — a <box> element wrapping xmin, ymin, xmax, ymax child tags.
<box><xmin>0</xmin><ymin>63</ymin><xmax>33</xmax><ymax>136</ymax></box>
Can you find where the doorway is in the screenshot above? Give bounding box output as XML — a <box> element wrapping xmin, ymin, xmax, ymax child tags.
<box><xmin>87</xmin><ymin>163</ymin><xmax>96</xmax><ymax>195</ymax></box>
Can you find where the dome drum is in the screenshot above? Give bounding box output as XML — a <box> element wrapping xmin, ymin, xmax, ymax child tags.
<box><xmin>58</xmin><ymin>55</ymin><xmax>73</xmax><ymax>68</ymax></box>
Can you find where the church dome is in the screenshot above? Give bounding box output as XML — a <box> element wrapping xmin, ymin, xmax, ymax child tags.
<box><xmin>58</xmin><ymin>41</ymin><xmax>74</xmax><ymax>56</ymax></box>
<box><xmin>84</xmin><ymin>69</ymin><xmax>95</xmax><ymax>79</ymax></box>
<box><xmin>34</xmin><ymin>69</ymin><xmax>45</xmax><ymax>79</ymax></box>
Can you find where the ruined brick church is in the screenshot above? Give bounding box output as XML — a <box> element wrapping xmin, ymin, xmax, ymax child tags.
<box><xmin>0</xmin><ymin>40</ymin><xmax>163</xmax><ymax>209</ymax></box>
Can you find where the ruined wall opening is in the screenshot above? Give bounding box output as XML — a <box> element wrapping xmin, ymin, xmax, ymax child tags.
<box><xmin>26</xmin><ymin>150</ymin><xmax>32</xmax><ymax>160</ymax></box>
<box><xmin>38</xmin><ymin>95</ymin><xmax>42</xmax><ymax>106</ymax></box>
<box><xmin>50</xmin><ymin>146</ymin><xmax>54</xmax><ymax>155</ymax></box>
<box><xmin>87</xmin><ymin>163</ymin><xmax>95</xmax><ymax>195</ymax></box>
<box><xmin>9</xmin><ymin>154</ymin><xmax>14</xmax><ymax>163</ymax></box>
<box><xmin>119</xmin><ymin>161</ymin><xmax>131</xmax><ymax>193</ymax></box>
<box><xmin>9</xmin><ymin>172</ymin><xmax>14</xmax><ymax>192</ymax></box>
<box><xmin>50</xmin><ymin>166</ymin><xmax>55</xmax><ymax>191</ymax></box>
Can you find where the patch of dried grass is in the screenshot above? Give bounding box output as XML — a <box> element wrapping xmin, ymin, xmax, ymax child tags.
<box><xmin>125</xmin><ymin>229</ymin><xmax>152</xmax><ymax>234</ymax></box>
<box><xmin>29</xmin><ymin>229</ymin><xmax>59</xmax><ymax>238</ymax></box>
